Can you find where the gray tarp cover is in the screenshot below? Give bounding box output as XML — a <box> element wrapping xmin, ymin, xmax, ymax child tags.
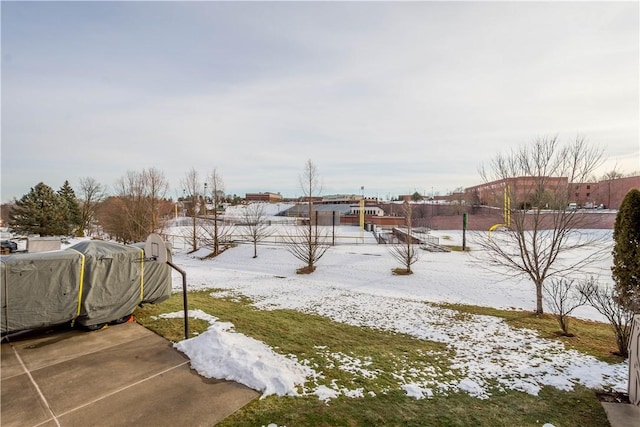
<box><xmin>1</xmin><ymin>250</ymin><xmax>83</xmax><ymax>334</ymax></box>
<box><xmin>1</xmin><ymin>240</ymin><xmax>172</xmax><ymax>333</ymax></box>
<box><xmin>131</xmin><ymin>242</ymin><xmax>173</xmax><ymax>305</ymax></box>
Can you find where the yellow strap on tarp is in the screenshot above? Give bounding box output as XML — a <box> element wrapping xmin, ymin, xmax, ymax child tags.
<box><xmin>66</xmin><ymin>249</ymin><xmax>86</xmax><ymax>320</ymax></box>
<box><xmin>2</xmin><ymin>258</ymin><xmax>8</xmax><ymax>332</ymax></box>
<box><xmin>139</xmin><ymin>247</ymin><xmax>144</xmax><ymax>302</ymax></box>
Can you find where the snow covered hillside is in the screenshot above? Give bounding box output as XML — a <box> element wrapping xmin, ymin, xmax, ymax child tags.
<box><xmin>157</xmin><ymin>225</ymin><xmax>627</xmax><ymax>401</ymax></box>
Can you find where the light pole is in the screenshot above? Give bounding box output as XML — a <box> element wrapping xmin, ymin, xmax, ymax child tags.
<box><xmin>360</xmin><ymin>186</ymin><xmax>365</xmax><ymax>242</ymax></box>
<box><xmin>182</xmin><ymin>189</ymin><xmax>186</xmax><ymax>216</ymax></box>
<box><xmin>203</xmin><ymin>182</ymin><xmax>208</xmax><ymax>217</ymax></box>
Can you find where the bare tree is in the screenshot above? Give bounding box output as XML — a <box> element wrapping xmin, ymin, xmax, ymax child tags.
<box><xmin>474</xmin><ymin>136</ymin><xmax>607</xmax><ymax>314</ymax></box>
<box><xmin>285</xmin><ymin>159</ymin><xmax>330</xmax><ymax>273</ymax></box>
<box><xmin>113</xmin><ymin>171</ymin><xmax>149</xmax><ymax>243</ymax></box>
<box><xmin>388</xmin><ymin>202</ymin><xmax>420</xmax><ymax>274</ymax></box>
<box><xmin>543</xmin><ymin>278</ymin><xmax>587</xmax><ymax>336</ymax></box>
<box><xmin>451</xmin><ymin>187</ymin><xmax>466</xmax><ymax>215</ymax></box>
<box><xmin>201</xmin><ymin>168</ymin><xmax>234</xmax><ymax>257</ymax></box>
<box><xmin>96</xmin><ymin>196</ymin><xmax>128</xmax><ymax>242</ymax></box>
<box><xmin>601</xmin><ymin>165</ymin><xmax>625</xmax><ymax>208</ymax></box>
<box><xmin>102</xmin><ymin>168</ymin><xmax>170</xmax><ymax>243</ymax></box>
<box><xmin>578</xmin><ymin>278</ymin><xmax>634</xmax><ymax>357</ymax></box>
<box><xmin>241</xmin><ymin>203</ymin><xmax>271</xmax><ymax>258</ymax></box>
<box><xmin>181</xmin><ymin>168</ymin><xmax>203</xmax><ymax>252</ymax></box>
<box><xmin>0</xmin><ymin>202</ymin><xmax>15</xmax><ymax>227</ymax></box>
<box><xmin>78</xmin><ymin>177</ymin><xmax>107</xmax><ymax>236</ymax></box>
<box><xmin>143</xmin><ymin>167</ymin><xmax>170</xmax><ymax>232</ymax></box>
<box><xmin>601</xmin><ymin>166</ymin><xmax>625</xmax><ymax>181</ymax></box>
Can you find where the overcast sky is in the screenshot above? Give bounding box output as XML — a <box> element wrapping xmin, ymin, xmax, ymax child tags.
<box><xmin>2</xmin><ymin>1</ymin><xmax>638</xmax><ymax>203</ymax></box>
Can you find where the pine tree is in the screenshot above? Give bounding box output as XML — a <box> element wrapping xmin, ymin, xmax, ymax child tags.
<box><xmin>58</xmin><ymin>180</ymin><xmax>82</xmax><ymax>235</ymax></box>
<box><xmin>9</xmin><ymin>182</ymin><xmax>68</xmax><ymax>236</ymax></box>
<box><xmin>612</xmin><ymin>188</ymin><xmax>640</xmax><ymax>313</ymax></box>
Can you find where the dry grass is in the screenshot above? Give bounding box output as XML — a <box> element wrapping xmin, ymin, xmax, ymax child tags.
<box><xmin>135</xmin><ymin>291</ymin><xmax>613</xmax><ymax>427</ymax></box>
<box><xmin>437</xmin><ymin>302</ymin><xmax>625</xmax><ymax>364</ymax></box>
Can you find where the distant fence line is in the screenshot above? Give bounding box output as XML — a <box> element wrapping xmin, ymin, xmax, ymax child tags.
<box><xmin>160</xmin><ymin>232</ymin><xmax>376</xmax><ymax>251</ymax></box>
<box><xmin>168</xmin><ymin>216</ymin><xmax>300</xmax><ymax>228</ymax></box>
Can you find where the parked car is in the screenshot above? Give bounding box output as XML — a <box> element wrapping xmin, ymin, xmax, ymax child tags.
<box><xmin>1</xmin><ymin>240</ymin><xmax>18</xmax><ymax>253</ymax></box>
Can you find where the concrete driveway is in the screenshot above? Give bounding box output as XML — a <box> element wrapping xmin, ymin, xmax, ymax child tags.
<box><xmin>1</xmin><ymin>322</ymin><xmax>259</xmax><ymax>427</ymax></box>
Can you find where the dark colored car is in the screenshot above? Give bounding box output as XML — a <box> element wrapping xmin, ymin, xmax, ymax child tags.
<box><xmin>1</xmin><ymin>240</ymin><xmax>18</xmax><ymax>253</ymax></box>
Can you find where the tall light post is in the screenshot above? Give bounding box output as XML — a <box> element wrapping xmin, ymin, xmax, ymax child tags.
<box><xmin>360</xmin><ymin>186</ymin><xmax>365</xmax><ymax>242</ymax></box>
<box><xmin>203</xmin><ymin>182</ymin><xmax>208</xmax><ymax>217</ymax></box>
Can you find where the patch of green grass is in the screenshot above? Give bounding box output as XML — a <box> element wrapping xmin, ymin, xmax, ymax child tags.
<box><xmin>437</xmin><ymin>302</ymin><xmax>624</xmax><ymax>364</ymax></box>
<box><xmin>220</xmin><ymin>385</ymin><xmax>607</xmax><ymax>427</ymax></box>
<box><xmin>135</xmin><ymin>291</ymin><xmax>612</xmax><ymax>427</ymax></box>
<box><xmin>134</xmin><ymin>291</ymin><xmax>219</xmax><ymax>341</ymax></box>
<box><xmin>138</xmin><ymin>289</ymin><xmax>448</xmax><ymax>359</ymax></box>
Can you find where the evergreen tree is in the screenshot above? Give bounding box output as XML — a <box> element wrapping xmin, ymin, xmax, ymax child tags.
<box><xmin>58</xmin><ymin>180</ymin><xmax>82</xmax><ymax>235</ymax></box>
<box><xmin>612</xmin><ymin>188</ymin><xmax>640</xmax><ymax>313</ymax></box>
<box><xmin>9</xmin><ymin>182</ymin><xmax>67</xmax><ymax>236</ymax></box>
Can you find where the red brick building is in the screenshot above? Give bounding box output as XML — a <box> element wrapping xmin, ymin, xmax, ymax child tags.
<box><xmin>245</xmin><ymin>192</ymin><xmax>283</xmax><ymax>202</ymax></box>
<box><xmin>464</xmin><ymin>175</ymin><xmax>640</xmax><ymax>210</ymax></box>
<box><xmin>577</xmin><ymin>176</ymin><xmax>640</xmax><ymax>209</ymax></box>
<box><xmin>464</xmin><ymin>177</ymin><xmax>569</xmax><ymax>209</ymax></box>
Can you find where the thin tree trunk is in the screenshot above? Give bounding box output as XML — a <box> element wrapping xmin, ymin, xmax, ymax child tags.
<box><xmin>535</xmin><ymin>281</ymin><xmax>544</xmax><ymax>314</ymax></box>
<box><xmin>192</xmin><ymin>215</ymin><xmax>197</xmax><ymax>251</ymax></box>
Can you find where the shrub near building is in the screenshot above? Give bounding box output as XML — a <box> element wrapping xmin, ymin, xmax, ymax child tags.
<box><xmin>612</xmin><ymin>188</ymin><xmax>640</xmax><ymax>313</ymax></box>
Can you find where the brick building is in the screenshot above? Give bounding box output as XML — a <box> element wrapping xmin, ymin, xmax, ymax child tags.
<box><xmin>320</xmin><ymin>194</ymin><xmax>378</xmax><ymax>204</ymax></box>
<box><xmin>577</xmin><ymin>175</ymin><xmax>640</xmax><ymax>209</ymax></box>
<box><xmin>245</xmin><ymin>192</ymin><xmax>283</xmax><ymax>203</ymax></box>
<box><xmin>464</xmin><ymin>177</ymin><xmax>569</xmax><ymax>209</ymax></box>
<box><xmin>465</xmin><ymin>175</ymin><xmax>640</xmax><ymax>210</ymax></box>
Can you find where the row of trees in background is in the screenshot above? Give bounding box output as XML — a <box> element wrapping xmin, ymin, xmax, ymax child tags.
<box><xmin>4</xmin><ymin>141</ymin><xmax>639</xmax><ymax>307</ymax></box>
<box><xmin>9</xmin><ymin>181</ymin><xmax>82</xmax><ymax>237</ymax></box>
<box><xmin>3</xmin><ymin>162</ymin><xmax>253</xmax><ymax>245</ymax></box>
<box><xmin>179</xmin><ymin>159</ymin><xmax>332</xmax><ymax>271</ymax></box>
<box><xmin>6</xmin><ymin>169</ymin><xmax>172</xmax><ymax>243</ymax></box>
<box><xmin>3</xmin><ymin>162</ymin><xmax>275</xmax><ymax>258</ymax></box>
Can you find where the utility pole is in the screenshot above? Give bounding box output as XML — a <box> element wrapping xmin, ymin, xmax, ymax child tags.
<box><xmin>462</xmin><ymin>212</ymin><xmax>468</xmax><ymax>251</ymax></box>
<box><xmin>360</xmin><ymin>186</ymin><xmax>365</xmax><ymax>242</ymax></box>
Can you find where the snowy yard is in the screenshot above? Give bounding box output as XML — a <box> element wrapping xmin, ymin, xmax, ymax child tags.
<box><xmin>156</xmin><ymin>225</ymin><xmax>628</xmax><ymax>406</ymax></box>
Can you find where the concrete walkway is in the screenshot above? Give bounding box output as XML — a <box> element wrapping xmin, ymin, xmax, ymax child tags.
<box><xmin>602</xmin><ymin>402</ymin><xmax>640</xmax><ymax>427</ymax></box>
<box><xmin>1</xmin><ymin>322</ymin><xmax>259</xmax><ymax>427</ymax></box>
